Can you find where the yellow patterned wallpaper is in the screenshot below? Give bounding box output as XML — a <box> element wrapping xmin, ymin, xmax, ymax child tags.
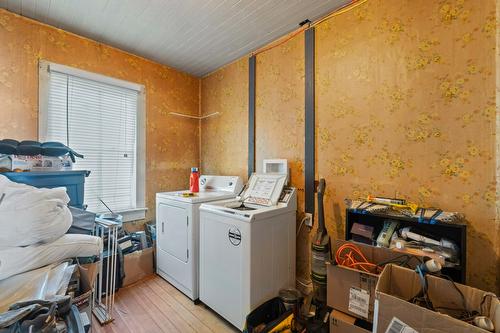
<box><xmin>254</xmin><ymin>34</ymin><xmax>308</xmax><ymax>279</ymax></box>
<box><xmin>201</xmin><ymin>0</ymin><xmax>499</xmax><ymax>292</ymax></box>
<box><xmin>0</xmin><ymin>9</ymin><xmax>200</xmax><ymax>221</ymax></box>
<box><xmin>201</xmin><ymin>58</ymin><xmax>248</xmax><ymax>181</ymax></box>
<box><xmin>316</xmin><ymin>0</ymin><xmax>498</xmax><ymax>293</ymax></box>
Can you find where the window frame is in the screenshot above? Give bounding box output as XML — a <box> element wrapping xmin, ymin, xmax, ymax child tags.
<box><xmin>38</xmin><ymin>60</ymin><xmax>147</xmax><ymax>222</ymax></box>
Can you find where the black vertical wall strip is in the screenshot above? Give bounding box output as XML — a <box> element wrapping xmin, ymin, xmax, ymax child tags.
<box><xmin>305</xmin><ymin>28</ymin><xmax>315</xmax><ymax>218</ymax></box>
<box><xmin>248</xmin><ymin>56</ymin><xmax>256</xmax><ymax>178</ymax></box>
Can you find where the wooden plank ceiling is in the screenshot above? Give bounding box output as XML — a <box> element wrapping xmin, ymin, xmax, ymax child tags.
<box><xmin>0</xmin><ymin>0</ymin><xmax>349</xmax><ymax>76</ymax></box>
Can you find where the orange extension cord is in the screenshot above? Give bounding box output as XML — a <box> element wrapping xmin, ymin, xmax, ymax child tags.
<box><xmin>335</xmin><ymin>243</ymin><xmax>381</xmax><ymax>274</ymax></box>
<box><xmin>250</xmin><ymin>0</ymin><xmax>368</xmax><ymax>57</ymax></box>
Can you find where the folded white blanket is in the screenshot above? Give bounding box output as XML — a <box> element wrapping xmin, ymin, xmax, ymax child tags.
<box><xmin>0</xmin><ymin>175</ymin><xmax>72</xmax><ymax>247</ymax></box>
<box><xmin>0</xmin><ymin>234</ymin><xmax>102</xmax><ymax>281</ymax></box>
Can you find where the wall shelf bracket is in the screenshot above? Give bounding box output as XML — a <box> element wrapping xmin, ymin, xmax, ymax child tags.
<box><xmin>168</xmin><ymin>112</ymin><xmax>220</xmax><ymax>120</ymax></box>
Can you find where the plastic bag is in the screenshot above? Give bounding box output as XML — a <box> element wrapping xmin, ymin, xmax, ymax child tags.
<box><xmin>0</xmin><ymin>262</ymin><xmax>74</xmax><ymax>313</ymax></box>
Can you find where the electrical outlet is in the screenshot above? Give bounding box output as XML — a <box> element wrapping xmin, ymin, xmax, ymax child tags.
<box><xmin>304</xmin><ymin>213</ymin><xmax>313</xmax><ymax>227</ymax></box>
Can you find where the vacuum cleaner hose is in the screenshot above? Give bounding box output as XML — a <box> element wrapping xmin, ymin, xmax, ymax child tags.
<box><xmin>317</xmin><ymin>179</ymin><xmax>326</xmax><ymax>233</ymax></box>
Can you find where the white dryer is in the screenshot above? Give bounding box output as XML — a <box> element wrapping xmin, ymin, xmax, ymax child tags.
<box><xmin>199</xmin><ymin>173</ymin><xmax>296</xmax><ymax>330</ymax></box>
<box><xmin>156</xmin><ymin>175</ymin><xmax>242</xmax><ymax>300</ymax></box>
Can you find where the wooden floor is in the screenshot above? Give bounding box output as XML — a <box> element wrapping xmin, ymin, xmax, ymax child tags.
<box><xmin>92</xmin><ymin>275</ymin><xmax>238</xmax><ymax>333</ymax></box>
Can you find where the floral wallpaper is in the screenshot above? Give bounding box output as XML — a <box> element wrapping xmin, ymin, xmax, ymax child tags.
<box><xmin>254</xmin><ymin>34</ymin><xmax>308</xmax><ymax>279</ymax></box>
<box><xmin>0</xmin><ymin>9</ymin><xmax>200</xmax><ymax>222</ymax></box>
<box><xmin>316</xmin><ymin>0</ymin><xmax>498</xmax><ymax>293</ymax></box>
<box><xmin>202</xmin><ymin>0</ymin><xmax>499</xmax><ymax>293</ymax></box>
<box><xmin>201</xmin><ymin>58</ymin><xmax>248</xmax><ymax>181</ymax></box>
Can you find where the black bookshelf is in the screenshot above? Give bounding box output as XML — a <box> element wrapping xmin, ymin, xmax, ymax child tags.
<box><xmin>345</xmin><ymin>209</ymin><xmax>467</xmax><ymax>283</ymax></box>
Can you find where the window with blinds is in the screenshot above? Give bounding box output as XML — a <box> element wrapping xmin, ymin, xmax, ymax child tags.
<box><xmin>40</xmin><ymin>63</ymin><xmax>143</xmax><ymax>214</ymax></box>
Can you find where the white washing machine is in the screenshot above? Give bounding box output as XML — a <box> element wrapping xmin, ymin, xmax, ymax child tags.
<box><xmin>156</xmin><ymin>175</ymin><xmax>242</xmax><ymax>300</ymax></box>
<box><xmin>199</xmin><ymin>173</ymin><xmax>296</xmax><ymax>330</ymax></box>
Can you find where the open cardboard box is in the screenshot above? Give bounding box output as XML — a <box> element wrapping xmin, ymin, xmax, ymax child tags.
<box><xmin>330</xmin><ymin>309</ymin><xmax>371</xmax><ymax>333</ymax></box>
<box><xmin>123</xmin><ymin>247</ymin><xmax>154</xmax><ymax>287</ymax></box>
<box><xmin>327</xmin><ymin>239</ymin><xmax>423</xmax><ymax>322</ymax></box>
<box><xmin>374</xmin><ymin>264</ymin><xmax>500</xmax><ymax>333</ymax></box>
<box><xmin>73</xmin><ymin>262</ymin><xmax>99</xmax><ymax>309</ymax></box>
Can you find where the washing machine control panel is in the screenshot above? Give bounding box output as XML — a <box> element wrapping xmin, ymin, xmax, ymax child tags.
<box><xmin>199</xmin><ymin>175</ymin><xmax>243</xmax><ymax>194</ymax></box>
<box><xmin>279</xmin><ymin>187</ymin><xmax>294</xmax><ymax>203</ymax></box>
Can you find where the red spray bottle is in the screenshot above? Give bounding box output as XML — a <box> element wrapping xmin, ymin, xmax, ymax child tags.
<box><xmin>189</xmin><ymin>167</ymin><xmax>199</xmax><ymax>193</ymax></box>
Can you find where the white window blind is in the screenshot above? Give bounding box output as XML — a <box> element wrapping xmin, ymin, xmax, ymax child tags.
<box><xmin>44</xmin><ymin>69</ymin><xmax>139</xmax><ymax>213</ymax></box>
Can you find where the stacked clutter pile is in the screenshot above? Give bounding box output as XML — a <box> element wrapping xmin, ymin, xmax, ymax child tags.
<box><xmin>345</xmin><ymin>197</ymin><xmax>464</xmax><ymax>224</ymax></box>
<box><xmin>0</xmin><ymin>175</ymin><xmax>102</xmax><ymax>332</ymax></box>
<box><xmin>0</xmin><ymin>139</ymin><xmax>83</xmax><ymax>172</ymax></box>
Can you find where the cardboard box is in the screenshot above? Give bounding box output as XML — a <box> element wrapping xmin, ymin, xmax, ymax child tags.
<box><xmin>123</xmin><ymin>247</ymin><xmax>154</xmax><ymax>286</ymax></box>
<box><xmin>80</xmin><ymin>262</ymin><xmax>98</xmax><ymax>292</ymax></box>
<box><xmin>327</xmin><ymin>239</ymin><xmax>422</xmax><ymax>322</ymax></box>
<box><xmin>330</xmin><ymin>310</ymin><xmax>371</xmax><ymax>333</ymax></box>
<box><xmin>374</xmin><ymin>264</ymin><xmax>500</xmax><ymax>333</ymax></box>
<box><xmin>73</xmin><ymin>262</ymin><xmax>98</xmax><ymax>309</ymax></box>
